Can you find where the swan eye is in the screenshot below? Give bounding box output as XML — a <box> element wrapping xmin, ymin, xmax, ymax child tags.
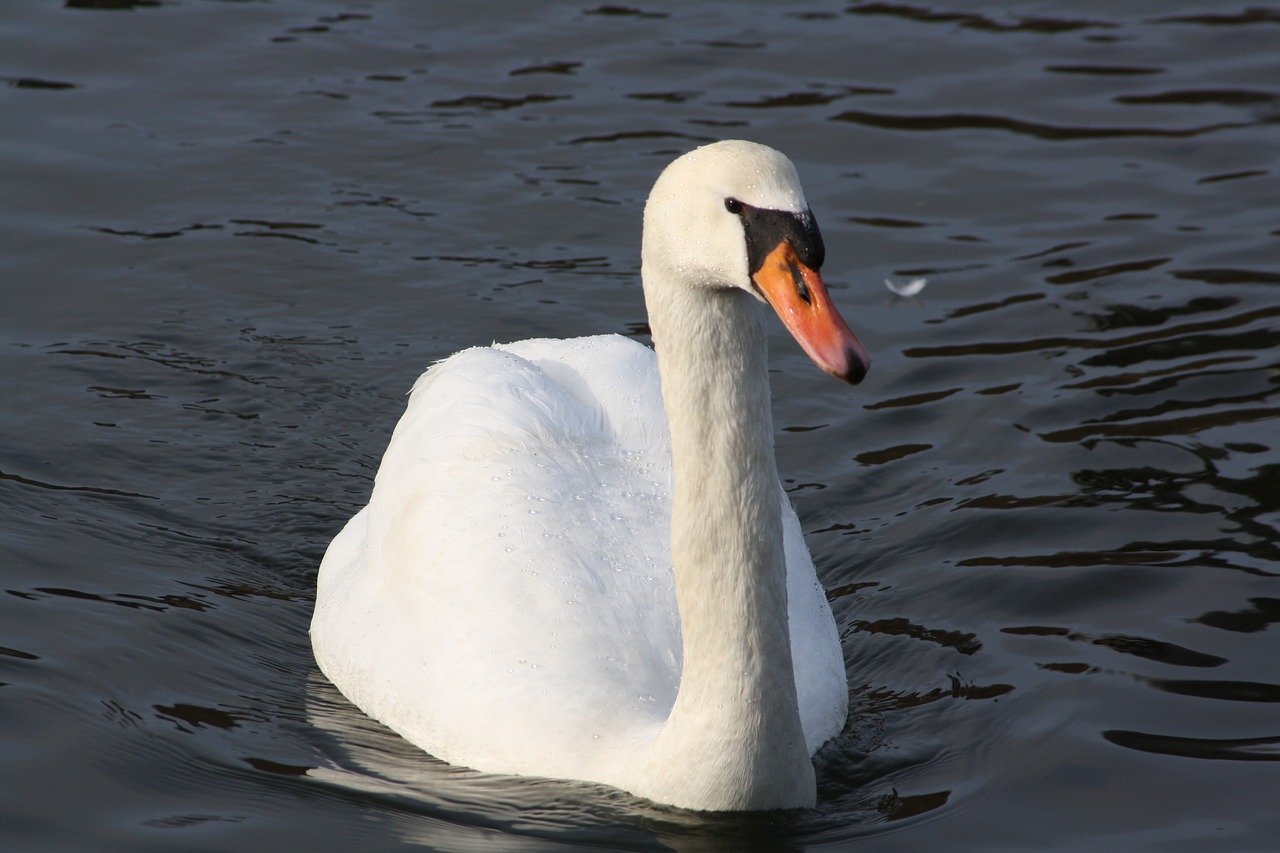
<box><xmin>724</xmin><ymin>198</ymin><xmax>744</xmax><ymax>215</ymax></box>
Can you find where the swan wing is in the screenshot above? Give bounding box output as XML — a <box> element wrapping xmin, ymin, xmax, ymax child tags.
<box><xmin>781</xmin><ymin>503</ymin><xmax>849</xmax><ymax>751</ymax></box>
<box><xmin>313</xmin><ymin>335</ymin><xmax>679</xmax><ymax>778</ymax></box>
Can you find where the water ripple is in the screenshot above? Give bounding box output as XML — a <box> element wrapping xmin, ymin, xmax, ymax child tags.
<box><xmin>830</xmin><ymin>108</ymin><xmax>1275</xmax><ymax>140</ymax></box>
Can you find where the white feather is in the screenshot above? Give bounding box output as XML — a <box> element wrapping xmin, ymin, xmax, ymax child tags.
<box><xmin>885</xmin><ymin>276</ymin><xmax>928</xmax><ymax>297</ymax></box>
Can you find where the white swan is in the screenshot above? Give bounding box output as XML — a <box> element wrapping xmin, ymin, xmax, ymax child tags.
<box><xmin>311</xmin><ymin>140</ymin><xmax>870</xmax><ymax>812</ymax></box>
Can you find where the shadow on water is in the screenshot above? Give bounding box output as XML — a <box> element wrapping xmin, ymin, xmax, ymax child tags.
<box><xmin>302</xmin><ymin>672</ymin><xmax>884</xmax><ymax>853</ymax></box>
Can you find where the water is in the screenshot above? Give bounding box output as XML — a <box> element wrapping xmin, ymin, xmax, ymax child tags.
<box><xmin>2</xmin><ymin>1</ymin><xmax>1277</xmax><ymax>849</ymax></box>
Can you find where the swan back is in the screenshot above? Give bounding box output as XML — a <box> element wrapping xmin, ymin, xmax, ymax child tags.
<box><xmin>314</xmin><ymin>336</ymin><xmax>683</xmax><ymax>779</ymax></box>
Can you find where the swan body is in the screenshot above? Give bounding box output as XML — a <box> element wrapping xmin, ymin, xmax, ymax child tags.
<box><xmin>312</xmin><ymin>140</ymin><xmax>870</xmax><ymax>811</ymax></box>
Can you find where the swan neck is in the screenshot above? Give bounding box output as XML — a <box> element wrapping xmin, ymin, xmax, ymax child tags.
<box><xmin>638</xmin><ymin>269</ymin><xmax>814</xmax><ymax>809</ymax></box>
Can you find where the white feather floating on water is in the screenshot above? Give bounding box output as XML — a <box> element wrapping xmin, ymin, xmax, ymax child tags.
<box><xmin>884</xmin><ymin>276</ymin><xmax>928</xmax><ymax>298</ymax></box>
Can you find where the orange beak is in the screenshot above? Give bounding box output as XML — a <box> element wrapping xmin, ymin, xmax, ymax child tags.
<box><xmin>751</xmin><ymin>242</ymin><xmax>870</xmax><ymax>384</ymax></box>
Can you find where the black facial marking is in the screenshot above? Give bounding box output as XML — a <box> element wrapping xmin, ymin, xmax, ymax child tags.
<box><xmin>730</xmin><ymin>200</ymin><xmax>826</xmax><ymax>275</ymax></box>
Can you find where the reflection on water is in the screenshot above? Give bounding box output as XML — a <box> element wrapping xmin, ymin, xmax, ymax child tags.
<box><xmin>1</xmin><ymin>0</ymin><xmax>1278</xmax><ymax>850</ymax></box>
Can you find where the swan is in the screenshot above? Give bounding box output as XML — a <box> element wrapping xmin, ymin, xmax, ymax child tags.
<box><xmin>311</xmin><ymin>140</ymin><xmax>870</xmax><ymax>812</ymax></box>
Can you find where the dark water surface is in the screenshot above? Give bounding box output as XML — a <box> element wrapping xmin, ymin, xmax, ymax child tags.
<box><xmin>3</xmin><ymin>1</ymin><xmax>1278</xmax><ymax>850</ymax></box>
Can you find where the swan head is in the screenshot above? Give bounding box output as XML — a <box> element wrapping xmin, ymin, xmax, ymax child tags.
<box><xmin>642</xmin><ymin>140</ymin><xmax>869</xmax><ymax>384</ymax></box>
